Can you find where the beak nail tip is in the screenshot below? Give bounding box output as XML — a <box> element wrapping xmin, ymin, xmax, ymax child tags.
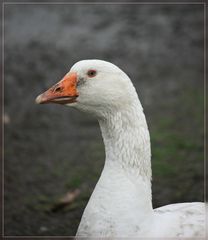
<box><xmin>35</xmin><ymin>95</ymin><xmax>42</xmax><ymax>104</ymax></box>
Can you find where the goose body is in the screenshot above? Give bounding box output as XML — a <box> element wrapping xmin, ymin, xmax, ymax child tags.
<box><xmin>36</xmin><ymin>59</ymin><xmax>205</xmax><ymax>238</ymax></box>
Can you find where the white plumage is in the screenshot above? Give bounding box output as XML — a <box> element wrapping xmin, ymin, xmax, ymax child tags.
<box><xmin>36</xmin><ymin>59</ymin><xmax>206</xmax><ymax>238</ymax></box>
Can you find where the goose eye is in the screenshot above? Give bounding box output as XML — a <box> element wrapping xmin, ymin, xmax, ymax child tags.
<box><xmin>87</xmin><ymin>69</ymin><xmax>97</xmax><ymax>78</ymax></box>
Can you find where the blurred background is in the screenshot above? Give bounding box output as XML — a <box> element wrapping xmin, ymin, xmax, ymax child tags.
<box><xmin>4</xmin><ymin>2</ymin><xmax>204</xmax><ymax>236</ymax></box>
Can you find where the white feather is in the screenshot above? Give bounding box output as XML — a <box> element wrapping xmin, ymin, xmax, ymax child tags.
<box><xmin>65</xmin><ymin>60</ymin><xmax>205</xmax><ymax>238</ymax></box>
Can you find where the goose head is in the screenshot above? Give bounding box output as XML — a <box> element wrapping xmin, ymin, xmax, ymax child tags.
<box><xmin>36</xmin><ymin>59</ymin><xmax>137</xmax><ymax>117</ymax></box>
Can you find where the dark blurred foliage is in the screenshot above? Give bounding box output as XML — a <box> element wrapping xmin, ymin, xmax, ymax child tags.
<box><xmin>4</xmin><ymin>3</ymin><xmax>204</xmax><ymax>236</ymax></box>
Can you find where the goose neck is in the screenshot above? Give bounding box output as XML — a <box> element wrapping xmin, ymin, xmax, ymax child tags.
<box><xmin>98</xmin><ymin>101</ymin><xmax>152</xmax><ymax>180</ymax></box>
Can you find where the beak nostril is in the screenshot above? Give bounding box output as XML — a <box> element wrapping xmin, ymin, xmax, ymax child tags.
<box><xmin>52</xmin><ymin>85</ymin><xmax>63</xmax><ymax>93</ymax></box>
<box><xmin>55</xmin><ymin>87</ymin><xmax>62</xmax><ymax>92</ymax></box>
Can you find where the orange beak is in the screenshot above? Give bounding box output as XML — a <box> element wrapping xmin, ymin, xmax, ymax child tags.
<box><xmin>36</xmin><ymin>72</ymin><xmax>79</xmax><ymax>104</ymax></box>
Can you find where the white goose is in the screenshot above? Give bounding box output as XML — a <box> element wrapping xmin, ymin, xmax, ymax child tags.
<box><xmin>36</xmin><ymin>60</ymin><xmax>205</xmax><ymax>238</ymax></box>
